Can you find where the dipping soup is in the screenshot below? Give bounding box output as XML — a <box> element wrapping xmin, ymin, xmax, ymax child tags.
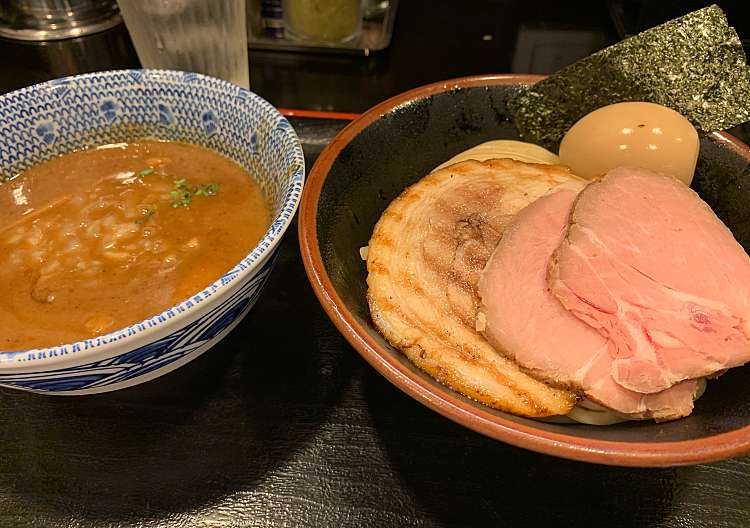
<box><xmin>0</xmin><ymin>140</ymin><xmax>270</xmax><ymax>350</ymax></box>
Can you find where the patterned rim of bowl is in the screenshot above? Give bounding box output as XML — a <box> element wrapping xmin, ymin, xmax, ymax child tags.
<box><xmin>298</xmin><ymin>73</ymin><xmax>750</xmax><ymax>467</ymax></box>
<box><xmin>0</xmin><ymin>69</ymin><xmax>305</xmax><ymax>367</ymax></box>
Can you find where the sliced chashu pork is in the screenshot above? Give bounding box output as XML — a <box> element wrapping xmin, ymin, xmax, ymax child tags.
<box><xmin>549</xmin><ymin>167</ymin><xmax>750</xmax><ymax>394</ymax></box>
<box><xmin>478</xmin><ymin>186</ymin><xmax>697</xmax><ymax>419</ymax></box>
<box><xmin>367</xmin><ymin>159</ymin><xmax>579</xmax><ymax>417</ymax></box>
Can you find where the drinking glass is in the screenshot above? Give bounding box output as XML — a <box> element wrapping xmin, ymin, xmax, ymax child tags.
<box><xmin>116</xmin><ymin>0</ymin><xmax>249</xmax><ymax>88</ymax></box>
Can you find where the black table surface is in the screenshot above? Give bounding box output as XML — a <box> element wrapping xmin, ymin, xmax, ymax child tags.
<box><xmin>2</xmin><ymin>2</ymin><xmax>750</xmax><ymax>527</ymax></box>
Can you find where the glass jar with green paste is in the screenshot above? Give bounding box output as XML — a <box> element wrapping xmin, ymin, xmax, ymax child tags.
<box><xmin>283</xmin><ymin>0</ymin><xmax>363</xmax><ymax>43</ymax></box>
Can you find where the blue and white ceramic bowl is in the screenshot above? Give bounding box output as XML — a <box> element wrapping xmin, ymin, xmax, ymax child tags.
<box><xmin>0</xmin><ymin>69</ymin><xmax>304</xmax><ymax>395</ymax></box>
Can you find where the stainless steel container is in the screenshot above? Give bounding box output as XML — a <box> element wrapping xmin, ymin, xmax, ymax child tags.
<box><xmin>0</xmin><ymin>0</ymin><xmax>121</xmax><ymax>41</ymax></box>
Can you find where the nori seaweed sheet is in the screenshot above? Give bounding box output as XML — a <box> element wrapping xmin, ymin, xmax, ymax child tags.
<box><xmin>508</xmin><ymin>5</ymin><xmax>750</xmax><ymax>150</ymax></box>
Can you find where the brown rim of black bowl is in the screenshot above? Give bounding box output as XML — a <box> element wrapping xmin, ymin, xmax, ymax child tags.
<box><xmin>298</xmin><ymin>73</ymin><xmax>750</xmax><ymax>467</ymax></box>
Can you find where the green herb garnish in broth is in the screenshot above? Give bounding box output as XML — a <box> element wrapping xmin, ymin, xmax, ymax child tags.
<box><xmin>194</xmin><ymin>182</ymin><xmax>220</xmax><ymax>197</ymax></box>
<box><xmin>170</xmin><ymin>178</ymin><xmax>192</xmax><ymax>208</ymax></box>
<box><xmin>134</xmin><ymin>204</ymin><xmax>158</xmax><ymax>225</ymax></box>
<box><xmin>169</xmin><ymin>178</ymin><xmax>221</xmax><ymax>208</ymax></box>
<box><xmin>137</xmin><ymin>167</ymin><xmax>156</xmax><ymax>178</ymax></box>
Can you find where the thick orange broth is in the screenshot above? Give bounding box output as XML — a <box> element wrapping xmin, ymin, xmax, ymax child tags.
<box><xmin>0</xmin><ymin>140</ymin><xmax>270</xmax><ymax>350</ymax></box>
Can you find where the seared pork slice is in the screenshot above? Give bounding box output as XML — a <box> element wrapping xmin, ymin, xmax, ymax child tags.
<box><xmin>479</xmin><ymin>187</ymin><xmax>696</xmax><ymax>420</ymax></box>
<box><xmin>550</xmin><ymin>167</ymin><xmax>750</xmax><ymax>394</ymax></box>
<box><xmin>367</xmin><ymin>159</ymin><xmax>579</xmax><ymax>417</ymax></box>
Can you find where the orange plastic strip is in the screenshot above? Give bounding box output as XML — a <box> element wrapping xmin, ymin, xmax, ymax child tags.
<box><xmin>278</xmin><ymin>108</ymin><xmax>361</xmax><ymax>121</ymax></box>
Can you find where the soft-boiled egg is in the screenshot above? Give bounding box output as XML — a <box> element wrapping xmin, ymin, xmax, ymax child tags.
<box><xmin>559</xmin><ymin>102</ymin><xmax>699</xmax><ymax>185</ymax></box>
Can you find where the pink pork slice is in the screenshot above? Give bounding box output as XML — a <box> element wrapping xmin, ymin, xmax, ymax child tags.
<box><xmin>549</xmin><ymin>167</ymin><xmax>750</xmax><ymax>394</ymax></box>
<box><xmin>478</xmin><ymin>185</ymin><xmax>696</xmax><ymax>419</ymax></box>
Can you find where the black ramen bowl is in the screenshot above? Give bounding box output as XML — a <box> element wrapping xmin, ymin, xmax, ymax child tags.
<box><xmin>298</xmin><ymin>74</ymin><xmax>750</xmax><ymax>466</ymax></box>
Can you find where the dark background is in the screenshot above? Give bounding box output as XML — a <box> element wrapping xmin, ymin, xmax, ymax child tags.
<box><xmin>1</xmin><ymin>1</ymin><xmax>750</xmax><ymax>527</ymax></box>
